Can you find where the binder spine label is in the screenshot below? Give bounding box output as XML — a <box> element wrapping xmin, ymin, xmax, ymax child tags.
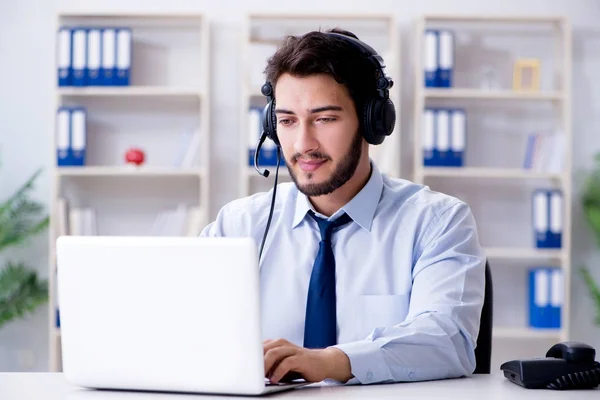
<box><xmin>438</xmin><ymin>30</ymin><xmax>453</xmax><ymax>87</ymax></box>
<box><xmin>70</xmin><ymin>109</ymin><xmax>86</xmax><ymax>166</ymax></box>
<box><xmin>450</xmin><ymin>109</ymin><xmax>465</xmax><ymax>167</ymax></box>
<box><xmin>57</xmin><ymin>28</ymin><xmax>72</xmax><ymax>86</ymax></box>
<box><xmin>87</xmin><ymin>29</ymin><xmax>102</xmax><ymax>86</ymax></box>
<box><xmin>533</xmin><ymin>190</ymin><xmax>549</xmax><ymax>247</ymax></box>
<box><xmin>424</xmin><ymin>30</ymin><xmax>438</xmax><ymax>88</ymax></box>
<box><xmin>56</xmin><ymin>109</ymin><xmax>70</xmax><ymax>166</ymax></box>
<box><xmin>72</xmin><ymin>29</ymin><xmax>87</xmax><ymax>87</ymax></box>
<box><xmin>102</xmin><ymin>28</ymin><xmax>116</xmax><ymax>86</ymax></box>
<box><xmin>423</xmin><ymin>109</ymin><xmax>436</xmax><ymax>166</ymax></box>
<box><xmin>116</xmin><ymin>28</ymin><xmax>132</xmax><ymax>86</ymax></box>
<box><xmin>436</xmin><ymin>109</ymin><xmax>450</xmax><ymax>166</ymax></box>
<box><xmin>549</xmin><ymin>191</ymin><xmax>563</xmax><ymax>248</ymax></box>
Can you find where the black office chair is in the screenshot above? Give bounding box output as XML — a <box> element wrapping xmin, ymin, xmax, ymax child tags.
<box><xmin>473</xmin><ymin>259</ymin><xmax>493</xmax><ymax>374</ymax></box>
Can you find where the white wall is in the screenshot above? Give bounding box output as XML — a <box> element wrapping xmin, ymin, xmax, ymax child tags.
<box><xmin>1</xmin><ymin>0</ymin><xmax>600</xmax><ymax>372</ymax></box>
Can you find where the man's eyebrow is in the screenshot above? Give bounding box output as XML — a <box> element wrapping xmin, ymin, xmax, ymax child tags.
<box><xmin>274</xmin><ymin>105</ymin><xmax>344</xmax><ymax>115</ymax></box>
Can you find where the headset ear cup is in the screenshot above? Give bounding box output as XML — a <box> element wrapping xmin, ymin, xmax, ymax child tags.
<box><xmin>381</xmin><ymin>98</ymin><xmax>396</xmax><ymax>136</ymax></box>
<box><xmin>269</xmin><ymin>99</ymin><xmax>279</xmax><ymax>147</ymax></box>
<box><xmin>262</xmin><ymin>100</ymin><xmax>280</xmax><ymax>147</ymax></box>
<box><xmin>362</xmin><ymin>100</ymin><xmax>376</xmax><ymax>145</ymax></box>
<box><xmin>363</xmin><ymin>100</ymin><xmax>386</xmax><ymax>146</ymax></box>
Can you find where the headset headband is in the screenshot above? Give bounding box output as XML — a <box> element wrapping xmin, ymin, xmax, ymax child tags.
<box><xmin>325</xmin><ymin>32</ymin><xmax>393</xmax><ymax>92</ymax></box>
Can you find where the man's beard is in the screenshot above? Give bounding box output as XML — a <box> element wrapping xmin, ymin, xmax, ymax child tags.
<box><xmin>286</xmin><ymin>130</ymin><xmax>363</xmax><ymax>197</ymax></box>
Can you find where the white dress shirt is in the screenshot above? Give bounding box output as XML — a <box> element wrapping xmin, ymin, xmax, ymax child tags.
<box><xmin>200</xmin><ymin>161</ymin><xmax>486</xmax><ymax>385</ymax></box>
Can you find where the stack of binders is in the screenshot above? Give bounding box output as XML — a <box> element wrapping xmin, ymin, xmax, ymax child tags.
<box><xmin>423</xmin><ymin>29</ymin><xmax>454</xmax><ymax>88</ymax></box>
<box><xmin>56</xmin><ymin>107</ymin><xmax>87</xmax><ymax>167</ymax></box>
<box><xmin>532</xmin><ymin>189</ymin><xmax>563</xmax><ymax>249</ymax></box>
<box><xmin>528</xmin><ymin>267</ymin><xmax>562</xmax><ymax>329</ymax></box>
<box><xmin>57</xmin><ymin>26</ymin><xmax>132</xmax><ymax>87</ymax></box>
<box><xmin>247</xmin><ymin>107</ymin><xmax>285</xmax><ymax>168</ymax></box>
<box><xmin>422</xmin><ymin>107</ymin><xmax>466</xmax><ymax>167</ymax></box>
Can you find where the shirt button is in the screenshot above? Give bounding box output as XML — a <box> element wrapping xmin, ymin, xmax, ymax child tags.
<box><xmin>366</xmin><ymin>371</ymin><xmax>374</xmax><ymax>381</ymax></box>
<box><xmin>408</xmin><ymin>372</ymin><xmax>416</xmax><ymax>380</ymax></box>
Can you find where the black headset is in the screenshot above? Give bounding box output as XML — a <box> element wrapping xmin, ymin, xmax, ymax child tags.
<box><xmin>259</xmin><ymin>32</ymin><xmax>396</xmax><ymax>152</ymax></box>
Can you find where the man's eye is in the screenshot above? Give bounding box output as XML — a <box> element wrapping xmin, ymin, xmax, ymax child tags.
<box><xmin>317</xmin><ymin>118</ymin><xmax>336</xmax><ymax>123</ymax></box>
<box><xmin>278</xmin><ymin>119</ymin><xmax>292</xmax><ymax>126</ymax></box>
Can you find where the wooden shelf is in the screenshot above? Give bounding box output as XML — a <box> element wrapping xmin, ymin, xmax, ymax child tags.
<box><xmin>50</xmin><ymin>11</ymin><xmax>211</xmax><ymax>375</ymax></box>
<box><xmin>493</xmin><ymin>327</ymin><xmax>562</xmax><ymax>339</ymax></box>
<box><xmin>484</xmin><ymin>247</ymin><xmax>564</xmax><ymax>260</ymax></box>
<box><xmin>423</xmin><ymin>88</ymin><xmax>563</xmax><ymax>101</ymax></box>
<box><xmin>422</xmin><ymin>15</ymin><xmax>566</xmax><ymax>24</ymax></box>
<box><xmin>56</xmin><ymin>166</ymin><xmax>205</xmax><ymax>177</ymax></box>
<box><xmin>58</xmin><ymin>86</ymin><xmax>203</xmax><ymax>98</ymax></box>
<box><xmin>420</xmin><ymin>167</ymin><xmax>562</xmax><ymax>180</ymax></box>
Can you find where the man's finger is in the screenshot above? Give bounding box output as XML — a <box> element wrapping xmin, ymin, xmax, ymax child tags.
<box><xmin>269</xmin><ymin>356</ymin><xmax>299</xmax><ymax>384</ymax></box>
<box><xmin>263</xmin><ymin>338</ymin><xmax>290</xmax><ymax>354</ymax></box>
<box><xmin>264</xmin><ymin>346</ymin><xmax>296</xmax><ymax>377</ymax></box>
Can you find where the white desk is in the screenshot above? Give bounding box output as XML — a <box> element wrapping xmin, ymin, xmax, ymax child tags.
<box><xmin>1</xmin><ymin>373</ymin><xmax>597</xmax><ymax>400</ymax></box>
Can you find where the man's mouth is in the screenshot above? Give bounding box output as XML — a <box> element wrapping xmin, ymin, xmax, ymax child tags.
<box><xmin>297</xmin><ymin>159</ymin><xmax>327</xmax><ymax>172</ymax></box>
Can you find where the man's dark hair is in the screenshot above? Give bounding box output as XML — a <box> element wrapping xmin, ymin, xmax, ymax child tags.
<box><xmin>263</xmin><ymin>28</ymin><xmax>379</xmax><ymax>123</ymax></box>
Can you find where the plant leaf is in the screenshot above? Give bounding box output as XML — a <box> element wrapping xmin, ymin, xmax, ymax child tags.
<box><xmin>0</xmin><ymin>262</ymin><xmax>48</xmax><ymax>330</ymax></box>
<box><xmin>0</xmin><ymin>168</ymin><xmax>49</xmax><ymax>252</ymax></box>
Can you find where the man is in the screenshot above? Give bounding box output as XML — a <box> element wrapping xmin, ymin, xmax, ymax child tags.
<box><xmin>201</xmin><ymin>28</ymin><xmax>485</xmax><ymax>385</ymax></box>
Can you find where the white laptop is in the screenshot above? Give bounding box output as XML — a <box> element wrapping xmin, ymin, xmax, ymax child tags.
<box><xmin>56</xmin><ymin>236</ymin><xmax>309</xmax><ymax>396</ymax></box>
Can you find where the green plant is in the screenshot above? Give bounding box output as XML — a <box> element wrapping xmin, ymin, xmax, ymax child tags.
<box><xmin>0</xmin><ymin>168</ymin><xmax>50</xmax><ymax>329</ymax></box>
<box><xmin>581</xmin><ymin>152</ymin><xmax>600</xmax><ymax>326</ymax></box>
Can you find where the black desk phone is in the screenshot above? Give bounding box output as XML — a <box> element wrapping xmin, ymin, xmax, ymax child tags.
<box><xmin>500</xmin><ymin>341</ymin><xmax>600</xmax><ymax>390</ymax></box>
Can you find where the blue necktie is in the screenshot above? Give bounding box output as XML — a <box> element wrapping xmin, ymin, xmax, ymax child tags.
<box><xmin>303</xmin><ymin>211</ymin><xmax>352</xmax><ymax>349</ymax></box>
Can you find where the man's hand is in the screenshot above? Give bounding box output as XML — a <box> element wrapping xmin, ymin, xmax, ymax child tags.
<box><xmin>263</xmin><ymin>338</ymin><xmax>353</xmax><ymax>384</ymax></box>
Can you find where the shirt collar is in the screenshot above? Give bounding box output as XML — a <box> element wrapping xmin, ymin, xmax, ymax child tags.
<box><xmin>291</xmin><ymin>160</ymin><xmax>383</xmax><ymax>232</ymax></box>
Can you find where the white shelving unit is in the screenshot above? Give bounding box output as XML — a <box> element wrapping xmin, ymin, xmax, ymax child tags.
<box><xmin>48</xmin><ymin>12</ymin><xmax>210</xmax><ymax>372</ymax></box>
<box><xmin>239</xmin><ymin>13</ymin><xmax>400</xmax><ymax>197</ymax></box>
<box><xmin>412</xmin><ymin>15</ymin><xmax>572</xmax><ymax>364</ymax></box>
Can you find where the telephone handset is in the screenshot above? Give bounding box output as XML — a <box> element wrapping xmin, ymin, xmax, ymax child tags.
<box><xmin>500</xmin><ymin>341</ymin><xmax>600</xmax><ymax>390</ymax></box>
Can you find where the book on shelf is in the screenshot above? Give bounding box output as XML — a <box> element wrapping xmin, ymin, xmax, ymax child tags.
<box><xmin>523</xmin><ymin>131</ymin><xmax>565</xmax><ymax>173</ymax></box>
<box><xmin>56</xmin><ymin>107</ymin><xmax>87</xmax><ymax>167</ymax></box>
<box><xmin>532</xmin><ymin>189</ymin><xmax>563</xmax><ymax>249</ymax></box>
<box><xmin>423</xmin><ymin>29</ymin><xmax>454</xmax><ymax>88</ymax></box>
<box><xmin>57</xmin><ymin>25</ymin><xmax>131</xmax><ymax>87</ymax></box>
<box><xmin>528</xmin><ymin>267</ymin><xmax>562</xmax><ymax>329</ymax></box>
<box><xmin>69</xmin><ymin>207</ymin><xmax>98</xmax><ymax>236</ymax></box>
<box><xmin>173</xmin><ymin>128</ymin><xmax>202</xmax><ymax>167</ymax></box>
<box><xmin>56</xmin><ymin>198</ymin><xmax>205</xmax><ymax>237</ymax></box>
<box><xmin>56</xmin><ymin>197</ymin><xmax>97</xmax><ymax>236</ymax></box>
<box><xmin>422</xmin><ymin>107</ymin><xmax>466</xmax><ymax>167</ymax></box>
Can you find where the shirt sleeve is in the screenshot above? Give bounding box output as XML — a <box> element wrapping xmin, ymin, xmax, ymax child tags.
<box><xmin>333</xmin><ymin>201</ymin><xmax>486</xmax><ymax>385</ymax></box>
<box><xmin>199</xmin><ymin>202</ymin><xmax>244</xmax><ymax>238</ymax></box>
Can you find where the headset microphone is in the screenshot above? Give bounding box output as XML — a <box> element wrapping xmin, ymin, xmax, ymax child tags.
<box><xmin>256</xmin><ymin>143</ymin><xmax>281</xmax><ymax>262</ymax></box>
<box><xmin>253</xmin><ymin>132</ymin><xmax>270</xmax><ymax>178</ymax></box>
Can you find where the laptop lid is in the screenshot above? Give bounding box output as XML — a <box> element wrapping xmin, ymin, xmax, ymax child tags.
<box><xmin>56</xmin><ymin>236</ymin><xmax>267</xmax><ymax>395</ymax></box>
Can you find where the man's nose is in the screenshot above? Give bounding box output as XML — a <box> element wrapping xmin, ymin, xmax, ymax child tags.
<box><xmin>293</xmin><ymin>122</ymin><xmax>319</xmax><ymax>155</ymax></box>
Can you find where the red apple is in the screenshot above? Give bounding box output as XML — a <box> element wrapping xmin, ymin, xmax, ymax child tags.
<box><xmin>125</xmin><ymin>148</ymin><xmax>145</xmax><ymax>166</ymax></box>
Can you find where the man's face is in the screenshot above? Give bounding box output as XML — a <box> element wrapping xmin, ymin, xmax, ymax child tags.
<box><xmin>274</xmin><ymin>73</ymin><xmax>363</xmax><ymax>197</ymax></box>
